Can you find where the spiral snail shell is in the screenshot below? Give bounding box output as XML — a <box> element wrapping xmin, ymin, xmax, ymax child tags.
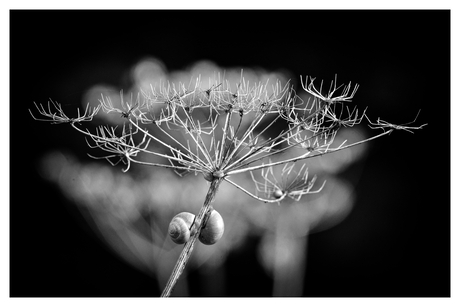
<box><xmin>168</xmin><ymin>209</ymin><xmax>224</xmax><ymax>245</ymax></box>
<box><xmin>199</xmin><ymin>209</ymin><xmax>225</xmax><ymax>245</ymax></box>
<box><xmin>168</xmin><ymin>212</ymin><xmax>198</xmax><ymax>244</ymax></box>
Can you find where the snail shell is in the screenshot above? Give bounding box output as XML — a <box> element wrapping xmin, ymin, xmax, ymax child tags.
<box><xmin>168</xmin><ymin>210</ymin><xmax>224</xmax><ymax>245</ymax></box>
<box><xmin>199</xmin><ymin>209</ymin><xmax>225</xmax><ymax>245</ymax></box>
<box><xmin>168</xmin><ymin>212</ymin><xmax>198</xmax><ymax>244</ymax></box>
<box><xmin>273</xmin><ymin>188</ymin><xmax>284</xmax><ymax>199</ymax></box>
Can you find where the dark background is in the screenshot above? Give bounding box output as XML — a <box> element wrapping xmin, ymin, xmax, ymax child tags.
<box><xmin>10</xmin><ymin>10</ymin><xmax>450</xmax><ymax>297</ymax></box>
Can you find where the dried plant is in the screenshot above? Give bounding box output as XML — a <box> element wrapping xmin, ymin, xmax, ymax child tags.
<box><xmin>30</xmin><ymin>72</ymin><xmax>426</xmax><ymax>297</ymax></box>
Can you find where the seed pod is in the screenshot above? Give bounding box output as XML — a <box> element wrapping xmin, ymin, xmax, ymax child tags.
<box><xmin>213</xmin><ymin>170</ymin><xmax>224</xmax><ymax>179</ymax></box>
<box><xmin>203</xmin><ymin>170</ymin><xmax>225</xmax><ymax>182</ymax></box>
<box><xmin>168</xmin><ymin>212</ymin><xmax>197</xmax><ymax>244</ymax></box>
<box><xmin>199</xmin><ymin>209</ymin><xmax>225</xmax><ymax>245</ymax></box>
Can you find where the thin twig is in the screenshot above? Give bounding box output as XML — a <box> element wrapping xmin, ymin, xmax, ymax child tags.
<box><xmin>226</xmin><ymin>129</ymin><xmax>394</xmax><ymax>176</ymax></box>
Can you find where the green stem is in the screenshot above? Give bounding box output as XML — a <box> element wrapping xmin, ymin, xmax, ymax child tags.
<box><xmin>161</xmin><ymin>178</ymin><xmax>223</xmax><ymax>297</ymax></box>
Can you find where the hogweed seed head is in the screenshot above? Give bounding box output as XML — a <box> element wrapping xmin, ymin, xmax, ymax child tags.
<box><xmin>30</xmin><ymin>72</ymin><xmax>426</xmax><ymax>204</ymax></box>
<box><xmin>30</xmin><ymin>66</ymin><xmax>428</xmax><ymax>299</ymax></box>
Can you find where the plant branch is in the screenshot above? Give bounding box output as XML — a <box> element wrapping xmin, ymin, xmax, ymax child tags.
<box><xmin>226</xmin><ymin>129</ymin><xmax>394</xmax><ymax>176</ymax></box>
<box><xmin>161</xmin><ymin>178</ymin><xmax>223</xmax><ymax>297</ymax></box>
<box><xmin>224</xmin><ymin>177</ymin><xmax>287</xmax><ymax>203</ymax></box>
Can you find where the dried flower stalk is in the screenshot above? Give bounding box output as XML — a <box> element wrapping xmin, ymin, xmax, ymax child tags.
<box><xmin>30</xmin><ymin>72</ymin><xmax>426</xmax><ymax>297</ymax></box>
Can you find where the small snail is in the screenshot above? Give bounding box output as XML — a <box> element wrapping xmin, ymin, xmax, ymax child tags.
<box><xmin>199</xmin><ymin>209</ymin><xmax>225</xmax><ymax>245</ymax></box>
<box><xmin>168</xmin><ymin>209</ymin><xmax>224</xmax><ymax>245</ymax></box>
<box><xmin>168</xmin><ymin>212</ymin><xmax>198</xmax><ymax>244</ymax></box>
<box><xmin>273</xmin><ymin>188</ymin><xmax>284</xmax><ymax>199</ymax></box>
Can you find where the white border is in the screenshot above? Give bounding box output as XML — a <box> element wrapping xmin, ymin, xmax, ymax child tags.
<box><xmin>2</xmin><ymin>2</ymin><xmax>458</xmax><ymax>307</ymax></box>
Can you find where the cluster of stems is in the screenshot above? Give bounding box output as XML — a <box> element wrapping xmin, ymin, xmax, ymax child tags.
<box><xmin>30</xmin><ymin>72</ymin><xmax>426</xmax><ymax>296</ymax></box>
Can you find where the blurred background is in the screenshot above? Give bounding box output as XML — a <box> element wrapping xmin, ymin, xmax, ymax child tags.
<box><xmin>10</xmin><ymin>10</ymin><xmax>450</xmax><ymax>297</ymax></box>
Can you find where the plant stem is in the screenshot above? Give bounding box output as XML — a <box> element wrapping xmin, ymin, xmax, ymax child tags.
<box><xmin>161</xmin><ymin>178</ymin><xmax>223</xmax><ymax>297</ymax></box>
<box><xmin>226</xmin><ymin>129</ymin><xmax>393</xmax><ymax>176</ymax></box>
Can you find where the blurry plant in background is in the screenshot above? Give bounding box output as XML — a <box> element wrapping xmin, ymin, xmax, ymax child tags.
<box><xmin>31</xmin><ymin>58</ymin><xmax>426</xmax><ymax>297</ymax></box>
